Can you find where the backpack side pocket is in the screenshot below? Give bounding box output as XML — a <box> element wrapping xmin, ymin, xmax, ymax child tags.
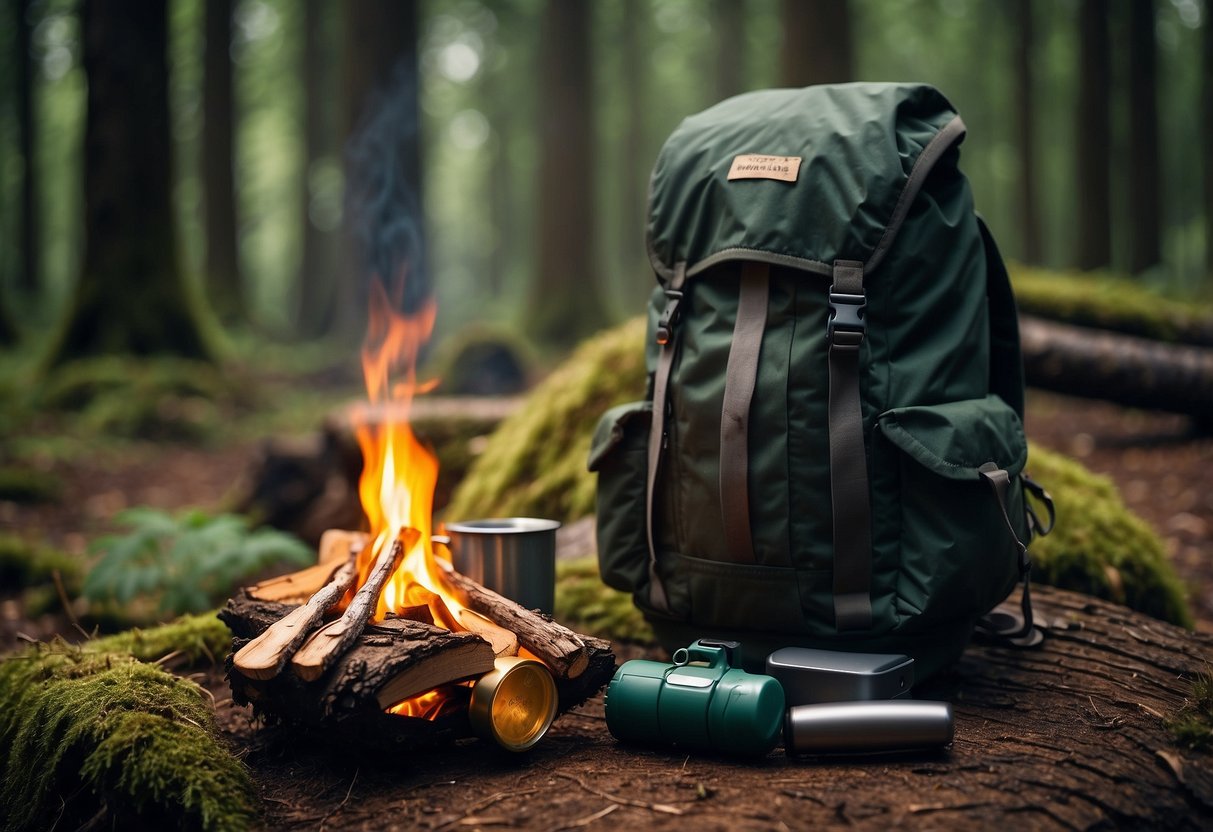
<box><xmin>588</xmin><ymin>401</ymin><xmax>653</xmax><ymax>592</ymax></box>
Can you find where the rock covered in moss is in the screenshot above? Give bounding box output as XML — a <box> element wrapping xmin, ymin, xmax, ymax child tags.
<box><xmin>444</xmin><ymin>317</ymin><xmax>648</xmax><ymax>523</ymax></box>
<box><xmin>449</xmin><ymin>317</ymin><xmax>1190</xmax><ymax>628</ymax></box>
<box><xmin>0</xmin><ymin>646</ymin><xmax>253</xmax><ymax>832</ymax></box>
<box><xmin>1024</xmin><ymin>444</ymin><xmax>1192</xmax><ymax>627</ymax></box>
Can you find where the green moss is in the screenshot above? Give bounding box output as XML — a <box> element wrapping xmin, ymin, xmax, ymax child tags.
<box><xmin>556</xmin><ymin>558</ymin><xmax>654</xmax><ymax>644</ymax></box>
<box><xmin>1025</xmin><ymin>444</ymin><xmax>1192</xmax><ymax>628</ymax></box>
<box><xmin>1166</xmin><ymin>670</ymin><xmax>1213</xmax><ymax>752</ymax></box>
<box><xmin>0</xmin><ymin>533</ymin><xmax>82</xmax><ymax>590</ymax></box>
<box><xmin>36</xmin><ymin>356</ymin><xmax>244</xmax><ymax>442</ymax></box>
<box><xmin>84</xmin><ymin>611</ymin><xmax>234</xmax><ymax>664</ymax></box>
<box><xmin>0</xmin><ymin>647</ymin><xmax>254</xmax><ymax>831</ymax></box>
<box><xmin>1009</xmin><ymin>264</ymin><xmax>1213</xmax><ymax>345</ymax></box>
<box><xmin>445</xmin><ymin>317</ymin><xmax>648</xmax><ymax>522</ymax></box>
<box><xmin>0</xmin><ymin>465</ymin><xmax>62</xmax><ymax>503</ymax></box>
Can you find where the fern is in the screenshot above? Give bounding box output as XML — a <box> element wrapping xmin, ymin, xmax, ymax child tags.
<box><xmin>83</xmin><ymin>508</ymin><xmax>312</xmax><ymax>615</ymax></box>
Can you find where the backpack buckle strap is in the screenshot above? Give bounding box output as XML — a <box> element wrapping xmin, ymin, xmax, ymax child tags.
<box><xmin>827</xmin><ymin>291</ymin><xmax>866</xmax><ymax>350</ymax></box>
<box><xmin>655</xmin><ymin>289</ymin><xmax>684</xmax><ymax>346</ymax></box>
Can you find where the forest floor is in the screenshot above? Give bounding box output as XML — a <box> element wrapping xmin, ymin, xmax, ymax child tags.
<box><xmin>3</xmin><ymin>388</ymin><xmax>1213</xmax><ymax>829</ymax></box>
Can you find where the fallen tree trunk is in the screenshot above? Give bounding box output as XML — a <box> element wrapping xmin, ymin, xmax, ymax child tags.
<box><xmin>1021</xmin><ymin>315</ymin><xmax>1213</xmax><ymax>423</ymax></box>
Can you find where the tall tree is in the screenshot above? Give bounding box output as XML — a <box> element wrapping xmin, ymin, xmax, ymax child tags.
<box><xmin>779</xmin><ymin>0</ymin><xmax>854</xmax><ymax>87</ymax></box>
<box><xmin>50</xmin><ymin>0</ymin><xmax>213</xmax><ymax>364</ymax></box>
<box><xmin>1075</xmin><ymin>0</ymin><xmax>1112</xmax><ymax>270</ymax></box>
<box><xmin>1127</xmin><ymin>0</ymin><xmax>1161</xmax><ymax>273</ymax></box>
<box><xmin>713</xmin><ymin>0</ymin><xmax>746</xmax><ymax>101</ymax></box>
<box><xmin>296</xmin><ymin>0</ymin><xmax>338</xmax><ymax>336</ymax></box>
<box><xmin>16</xmin><ymin>0</ymin><xmax>38</xmax><ymax>298</ymax></box>
<box><xmin>619</xmin><ymin>0</ymin><xmax>650</xmax><ymax>301</ymax></box>
<box><xmin>1204</xmin><ymin>1</ymin><xmax>1213</xmax><ymax>277</ymax></box>
<box><xmin>341</xmin><ymin>0</ymin><xmax>424</xmax><ymax>327</ymax></box>
<box><xmin>203</xmin><ymin>0</ymin><xmax>243</xmax><ymax>322</ymax></box>
<box><xmin>528</xmin><ymin>0</ymin><xmax>607</xmax><ymax>347</ymax></box>
<box><xmin>1013</xmin><ymin>0</ymin><xmax>1042</xmax><ymax>265</ymax></box>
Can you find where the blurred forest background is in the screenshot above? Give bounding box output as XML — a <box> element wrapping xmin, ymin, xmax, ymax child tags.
<box><xmin>0</xmin><ymin>0</ymin><xmax>1210</xmax><ymax>365</ymax></box>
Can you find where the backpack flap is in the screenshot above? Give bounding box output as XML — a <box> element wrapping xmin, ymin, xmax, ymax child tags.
<box><xmin>646</xmin><ymin>84</ymin><xmax>964</xmax><ymax>281</ymax></box>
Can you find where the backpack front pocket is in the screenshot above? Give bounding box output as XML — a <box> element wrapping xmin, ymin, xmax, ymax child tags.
<box><xmin>589</xmin><ymin>401</ymin><xmax>653</xmax><ymax>592</ymax></box>
<box><xmin>876</xmin><ymin>394</ymin><xmax>1029</xmax><ymax>627</ymax></box>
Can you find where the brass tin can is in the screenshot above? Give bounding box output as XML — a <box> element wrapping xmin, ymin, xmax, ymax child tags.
<box><xmin>469</xmin><ymin>657</ymin><xmax>558</xmax><ymax>751</ymax></box>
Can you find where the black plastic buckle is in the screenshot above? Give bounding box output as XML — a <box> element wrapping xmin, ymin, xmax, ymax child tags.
<box><xmin>655</xmin><ymin>289</ymin><xmax>684</xmax><ymax>346</ymax></box>
<box><xmin>827</xmin><ymin>288</ymin><xmax>866</xmax><ymax>349</ymax></box>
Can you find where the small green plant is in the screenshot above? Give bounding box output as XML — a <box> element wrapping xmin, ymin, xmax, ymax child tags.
<box><xmin>83</xmin><ymin>508</ymin><xmax>312</xmax><ymax>615</ymax></box>
<box><xmin>1167</xmin><ymin>670</ymin><xmax>1213</xmax><ymax>753</ymax></box>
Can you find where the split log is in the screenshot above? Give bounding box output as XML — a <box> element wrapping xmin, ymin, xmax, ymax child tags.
<box><xmin>457</xmin><ymin>608</ymin><xmax>519</xmax><ymax>657</ymax></box>
<box><xmin>290</xmin><ymin>531</ymin><xmax>414</xmax><ymax>681</ymax></box>
<box><xmin>246</xmin><ymin>529</ymin><xmax>368</xmax><ymax>603</ymax></box>
<box><xmin>220</xmin><ymin>591</ymin><xmax>615</xmax><ymax>751</ymax></box>
<box><xmin>232</xmin><ymin>554</ymin><xmax>360</xmax><ymax>680</ymax></box>
<box><xmin>437</xmin><ymin>559</ymin><xmax>590</xmax><ymax>679</ymax></box>
<box><xmin>1021</xmin><ymin>314</ymin><xmax>1213</xmax><ymax>422</ymax></box>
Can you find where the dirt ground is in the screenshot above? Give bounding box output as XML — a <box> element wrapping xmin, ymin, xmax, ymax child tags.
<box><xmin>4</xmin><ymin>389</ymin><xmax>1213</xmax><ymax>829</ymax></box>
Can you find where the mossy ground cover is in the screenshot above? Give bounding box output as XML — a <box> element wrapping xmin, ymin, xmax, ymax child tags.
<box><xmin>1167</xmin><ymin>670</ymin><xmax>1213</xmax><ymax>752</ymax></box>
<box><xmin>450</xmin><ymin>317</ymin><xmax>1193</xmax><ymax>636</ymax></box>
<box><xmin>0</xmin><ymin>614</ymin><xmax>248</xmax><ymax>831</ymax></box>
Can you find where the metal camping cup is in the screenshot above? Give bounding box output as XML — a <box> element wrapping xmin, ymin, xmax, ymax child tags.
<box><xmin>445</xmin><ymin>518</ymin><xmax>560</xmax><ymax>614</ymax></box>
<box><xmin>604</xmin><ymin>639</ymin><xmax>785</xmax><ymax>756</ymax></box>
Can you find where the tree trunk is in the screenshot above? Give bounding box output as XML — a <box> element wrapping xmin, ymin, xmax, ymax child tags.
<box><xmin>1020</xmin><ymin>315</ymin><xmax>1213</xmax><ymax>422</ymax></box>
<box><xmin>779</xmin><ymin>0</ymin><xmax>854</xmax><ymax>87</ymax></box>
<box><xmin>1013</xmin><ymin>0</ymin><xmax>1042</xmax><ymax>265</ymax></box>
<box><xmin>1076</xmin><ymin>0</ymin><xmax>1112</xmax><ymax>270</ymax></box>
<box><xmin>1128</xmin><ymin>0</ymin><xmax>1161</xmax><ymax>274</ymax></box>
<box><xmin>528</xmin><ymin>0</ymin><xmax>608</xmax><ymax>348</ymax></box>
<box><xmin>50</xmin><ymin>0</ymin><xmax>213</xmax><ymax>364</ymax></box>
<box><xmin>713</xmin><ymin>0</ymin><xmax>746</xmax><ymax>101</ymax></box>
<box><xmin>620</xmin><ymin>0</ymin><xmax>650</xmax><ymax>302</ymax></box>
<box><xmin>203</xmin><ymin>0</ymin><xmax>243</xmax><ymax>322</ymax></box>
<box><xmin>296</xmin><ymin>0</ymin><xmax>338</xmax><ymax>337</ymax></box>
<box><xmin>1204</xmin><ymin>4</ymin><xmax>1213</xmax><ymax>278</ymax></box>
<box><xmin>340</xmin><ymin>0</ymin><xmax>425</xmax><ymax>331</ymax></box>
<box><xmin>16</xmin><ymin>0</ymin><xmax>38</xmax><ymax>299</ymax></box>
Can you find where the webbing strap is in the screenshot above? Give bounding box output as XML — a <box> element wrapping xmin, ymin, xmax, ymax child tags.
<box><xmin>718</xmin><ymin>263</ymin><xmax>769</xmax><ymax>564</ymax></box>
<box><xmin>645</xmin><ymin>264</ymin><xmax>687</xmax><ymax>613</ymax></box>
<box><xmin>827</xmin><ymin>260</ymin><xmax>873</xmax><ymax>631</ymax></box>
<box><xmin>977</xmin><ymin>463</ymin><xmax>1041</xmax><ymax>647</ymax></box>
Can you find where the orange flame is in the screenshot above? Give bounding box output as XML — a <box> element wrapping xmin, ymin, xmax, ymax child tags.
<box><xmin>352</xmin><ymin>279</ymin><xmax>466</xmax><ymax>630</ymax></box>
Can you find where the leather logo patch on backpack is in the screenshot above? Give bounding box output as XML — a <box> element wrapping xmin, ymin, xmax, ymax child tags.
<box><xmin>727</xmin><ymin>154</ymin><xmax>802</xmax><ymax>182</ymax></box>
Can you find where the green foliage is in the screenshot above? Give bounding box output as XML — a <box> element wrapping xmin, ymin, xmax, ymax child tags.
<box><xmin>1009</xmin><ymin>264</ymin><xmax>1213</xmax><ymax>346</ymax></box>
<box><xmin>36</xmin><ymin>356</ymin><xmax>241</xmax><ymax>442</ymax></box>
<box><xmin>556</xmin><ymin>557</ymin><xmax>654</xmax><ymax>644</ymax></box>
<box><xmin>0</xmin><ymin>646</ymin><xmax>254</xmax><ymax>832</ymax></box>
<box><xmin>1166</xmin><ymin>670</ymin><xmax>1213</xmax><ymax>753</ymax></box>
<box><xmin>445</xmin><ymin>317</ymin><xmax>648</xmax><ymax>522</ymax></box>
<box><xmin>1025</xmin><ymin>444</ymin><xmax>1192</xmax><ymax>628</ymax></box>
<box><xmin>83</xmin><ymin>508</ymin><xmax>312</xmax><ymax>615</ymax></box>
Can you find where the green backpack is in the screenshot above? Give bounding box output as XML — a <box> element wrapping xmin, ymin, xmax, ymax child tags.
<box><xmin>589</xmin><ymin>83</ymin><xmax>1053</xmax><ymax>678</ymax></box>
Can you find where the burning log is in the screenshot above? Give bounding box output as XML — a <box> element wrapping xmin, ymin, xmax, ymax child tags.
<box><xmin>291</xmin><ymin>530</ymin><xmax>415</xmax><ymax>682</ymax></box>
<box><xmin>232</xmin><ymin>552</ymin><xmax>360</xmax><ymax>681</ymax></box>
<box><xmin>438</xmin><ymin>559</ymin><xmax>589</xmax><ymax>679</ymax></box>
<box><xmin>456</xmin><ymin>608</ymin><xmax>519</xmax><ymax>657</ymax></box>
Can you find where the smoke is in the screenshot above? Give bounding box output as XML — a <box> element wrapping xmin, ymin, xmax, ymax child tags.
<box><xmin>344</xmin><ymin>59</ymin><xmax>428</xmax><ymax>315</ymax></box>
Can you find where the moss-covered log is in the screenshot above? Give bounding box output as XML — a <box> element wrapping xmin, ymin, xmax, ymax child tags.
<box><xmin>448</xmin><ymin>317</ymin><xmax>1191</xmax><ymax>626</ymax></box>
<box><xmin>0</xmin><ymin>646</ymin><xmax>253</xmax><ymax>832</ymax></box>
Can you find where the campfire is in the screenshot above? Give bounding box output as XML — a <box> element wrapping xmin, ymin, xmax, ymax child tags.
<box><xmin>221</xmin><ymin>279</ymin><xmax>613</xmax><ymax>749</ymax></box>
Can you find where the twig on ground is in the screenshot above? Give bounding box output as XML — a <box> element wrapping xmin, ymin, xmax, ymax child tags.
<box><xmin>436</xmin><ymin>789</ymin><xmax>539</xmax><ymax>831</ymax></box>
<box><xmin>318</xmin><ymin>767</ymin><xmax>359</xmax><ymax>832</ymax></box>
<box><xmin>550</xmin><ymin>803</ymin><xmax>619</xmax><ymax>831</ymax></box>
<box><xmin>51</xmin><ymin>568</ymin><xmax>90</xmax><ymax>641</ymax></box>
<box><xmin>550</xmin><ymin>772</ymin><xmax>683</xmax><ymax>816</ymax></box>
